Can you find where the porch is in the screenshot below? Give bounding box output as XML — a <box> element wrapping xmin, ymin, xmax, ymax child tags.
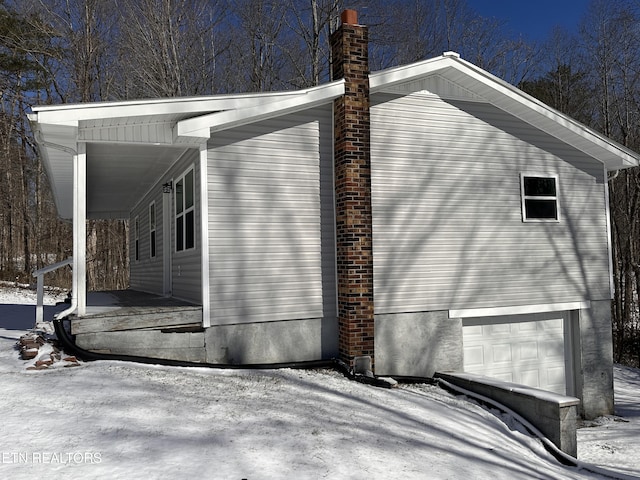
<box><xmin>68</xmin><ymin>290</ymin><xmax>206</xmax><ymax>363</ymax></box>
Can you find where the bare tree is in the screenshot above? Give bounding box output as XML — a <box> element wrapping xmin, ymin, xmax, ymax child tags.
<box><xmin>578</xmin><ymin>0</ymin><xmax>640</xmax><ymax>366</ymax></box>
<box><xmin>116</xmin><ymin>0</ymin><xmax>226</xmax><ymax>98</ymax></box>
<box><xmin>283</xmin><ymin>0</ymin><xmax>343</xmax><ymax>87</ymax></box>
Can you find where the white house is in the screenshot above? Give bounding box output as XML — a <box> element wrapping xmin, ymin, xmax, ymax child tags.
<box><xmin>29</xmin><ymin>10</ymin><xmax>639</xmax><ymax>420</ymax></box>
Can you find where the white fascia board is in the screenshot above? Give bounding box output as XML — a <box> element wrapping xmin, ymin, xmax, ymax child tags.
<box><xmin>449</xmin><ymin>301</ymin><xmax>592</xmax><ymax>319</ymax></box>
<box><xmin>369</xmin><ymin>55</ymin><xmax>457</xmax><ymax>93</ymax></box>
<box><xmin>175</xmin><ymin>79</ymin><xmax>345</xmax><ymax>139</ymax></box>
<box><xmin>30</xmin><ymin>90</ymin><xmax>305</xmax><ymax>125</ymax></box>
<box><xmin>371</xmin><ymin>53</ymin><xmax>640</xmax><ymax>170</ymax></box>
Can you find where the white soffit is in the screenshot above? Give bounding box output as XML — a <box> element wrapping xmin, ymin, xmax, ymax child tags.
<box><xmin>370</xmin><ymin>53</ymin><xmax>640</xmax><ymax>171</ymax></box>
<box><xmin>381</xmin><ymin>73</ymin><xmax>485</xmax><ymax>102</ymax></box>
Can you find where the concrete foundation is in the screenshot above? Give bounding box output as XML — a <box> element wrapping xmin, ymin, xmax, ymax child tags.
<box><xmin>76</xmin><ymin>330</ymin><xmax>206</xmax><ymax>363</ymax></box>
<box><xmin>374</xmin><ymin>311</ymin><xmax>463</xmax><ymax>377</ymax></box>
<box><xmin>576</xmin><ymin>300</ymin><xmax>615</xmax><ymax>419</ymax></box>
<box><xmin>204</xmin><ymin>317</ymin><xmax>338</xmax><ymax>365</ymax></box>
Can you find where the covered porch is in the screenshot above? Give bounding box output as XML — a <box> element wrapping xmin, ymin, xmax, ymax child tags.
<box><xmin>67</xmin><ymin>289</ymin><xmax>205</xmax><ymax>362</ymax></box>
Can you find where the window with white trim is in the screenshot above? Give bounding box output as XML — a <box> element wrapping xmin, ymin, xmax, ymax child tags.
<box><xmin>134</xmin><ymin>216</ymin><xmax>140</xmax><ymax>261</ymax></box>
<box><xmin>520</xmin><ymin>174</ymin><xmax>560</xmax><ymax>222</ymax></box>
<box><xmin>149</xmin><ymin>201</ymin><xmax>156</xmax><ymax>258</ymax></box>
<box><xmin>175</xmin><ymin>167</ymin><xmax>195</xmax><ymax>252</ymax></box>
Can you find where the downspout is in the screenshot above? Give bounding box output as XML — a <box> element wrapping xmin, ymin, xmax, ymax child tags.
<box><xmin>55</xmin><ymin>296</ymin><xmax>77</xmax><ymax>320</ymax></box>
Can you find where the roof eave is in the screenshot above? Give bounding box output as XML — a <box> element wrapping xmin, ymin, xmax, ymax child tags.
<box><xmin>175</xmin><ymin>79</ymin><xmax>346</xmax><ymax>141</ymax></box>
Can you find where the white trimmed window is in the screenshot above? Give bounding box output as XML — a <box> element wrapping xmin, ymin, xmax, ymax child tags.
<box><xmin>175</xmin><ymin>167</ymin><xmax>195</xmax><ymax>252</ymax></box>
<box><xmin>521</xmin><ymin>174</ymin><xmax>560</xmax><ymax>222</ymax></box>
<box><xmin>134</xmin><ymin>216</ymin><xmax>140</xmax><ymax>261</ymax></box>
<box><xmin>149</xmin><ymin>201</ymin><xmax>156</xmax><ymax>258</ymax></box>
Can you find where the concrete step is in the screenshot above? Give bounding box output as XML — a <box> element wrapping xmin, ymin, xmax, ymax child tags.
<box><xmin>71</xmin><ymin>306</ymin><xmax>202</xmax><ymax>335</ymax></box>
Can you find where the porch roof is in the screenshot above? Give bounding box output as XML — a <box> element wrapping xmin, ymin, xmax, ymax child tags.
<box><xmin>28</xmin><ymin>81</ymin><xmax>345</xmax><ymax>219</ymax></box>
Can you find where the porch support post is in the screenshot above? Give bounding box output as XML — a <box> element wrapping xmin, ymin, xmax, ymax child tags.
<box><xmin>74</xmin><ymin>142</ymin><xmax>87</xmax><ymax>316</ymax></box>
<box><xmin>199</xmin><ymin>142</ymin><xmax>211</xmax><ymax>327</ymax></box>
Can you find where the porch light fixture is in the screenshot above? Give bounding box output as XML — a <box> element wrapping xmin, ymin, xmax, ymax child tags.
<box><xmin>162</xmin><ymin>181</ymin><xmax>172</xmax><ymax>193</ymax></box>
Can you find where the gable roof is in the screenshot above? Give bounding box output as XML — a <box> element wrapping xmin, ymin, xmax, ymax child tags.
<box><xmin>370</xmin><ymin>52</ymin><xmax>639</xmax><ymax>171</ymax></box>
<box><xmin>29</xmin><ymin>53</ymin><xmax>639</xmax><ymax>220</ymax></box>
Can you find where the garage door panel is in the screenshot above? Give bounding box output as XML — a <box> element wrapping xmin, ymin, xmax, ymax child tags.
<box><xmin>519</xmin><ymin>369</ymin><xmax>540</xmax><ymax>388</ymax></box>
<box><xmin>545</xmin><ymin>366</ymin><xmax>566</xmax><ymax>388</ymax></box>
<box><xmin>517</xmin><ymin>322</ymin><xmax>537</xmax><ymax>333</ymax></box>
<box><xmin>463</xmin><ymin>311</ymin><xmax>568</xmax><ymax>395</ymax></box>
<box><xmin>491</xmin><ymin>344</ymin><xmax>512</xmax><ymax>363</ymax></box>
<box><xmin>493</xmin><ymin>372</ymin><xmax>514</xmax><ymax>383</ymax></box>
<box><xmin>488</xmin><ymin>324</ymin><xmax>511</xmax><ymax>336</ymax></box>
<box><xmin>518</xmin><ymin>342</ymin><xmax>539</xmax><ymax>360</ymax></box>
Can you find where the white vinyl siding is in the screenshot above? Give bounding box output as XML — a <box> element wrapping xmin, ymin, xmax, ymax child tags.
<box><xmin>371</xmin><ymin>92</ymin><xmax>610</xmax><ymax>314</ymax></box>
<box><xmin>207</xmin><ymin>107</ymin><xmax>335</xmax><ymax>325</ymax></box>
<box><xmin>130</xmin><ymin>148</ymin><xmax>201</xmax><ymax>304</ymax></box>
<box><xmin>130</xmin><ymin>189</ymin><xmax>163</xmax><ymax>294</ymax></box>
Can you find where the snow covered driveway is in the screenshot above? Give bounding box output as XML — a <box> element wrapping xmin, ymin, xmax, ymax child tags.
<box><xmin>0</xmin><ymin>286</ymin><xmax>638</xmax><ymax>479</ymax></box>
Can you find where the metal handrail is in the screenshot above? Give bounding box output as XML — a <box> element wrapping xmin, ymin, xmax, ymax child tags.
<box><xmin>32</xmin><ymin>258</ymin><xmax>72</xmax><ymax>325</ymax></box>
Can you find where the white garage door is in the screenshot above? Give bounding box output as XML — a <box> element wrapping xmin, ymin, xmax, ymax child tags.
<box><xmin>462</xmin><ymin>311</ymin><xmax>569</xmax><ymax>394</ymax></box>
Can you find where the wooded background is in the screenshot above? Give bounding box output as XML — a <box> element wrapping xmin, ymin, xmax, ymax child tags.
<box><xmin>1</xmin><ymin>0</ymin><xmax>639</xmax><ymax>366</ymax></box>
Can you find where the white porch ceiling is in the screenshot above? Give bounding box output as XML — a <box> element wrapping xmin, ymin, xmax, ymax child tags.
<box><xmin>86</xmin><ymin>143</ymin><xmax>188</xmax><ymax>219</ymax></box>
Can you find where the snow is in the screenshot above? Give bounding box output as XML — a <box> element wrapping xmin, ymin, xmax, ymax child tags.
<box><xmin>0</xmin><ymin>286</ymin><xmax>639</xmax><ymax>479</ymax></box>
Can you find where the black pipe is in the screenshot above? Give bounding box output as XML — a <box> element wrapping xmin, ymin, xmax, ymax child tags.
<box><xmin>53</xmin><ymin>318</ymin><xmax>336</xmax><ymax>370</ymax></box>
<box><xmin>53</xmin><ymin>317</ymin><xmax>400</xmax><ymax>389</ymax></box>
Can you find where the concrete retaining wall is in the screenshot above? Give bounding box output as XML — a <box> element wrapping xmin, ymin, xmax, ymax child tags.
<box><xmin>435</xmin><ymin>372</ymin><xmax>580</xmax><ymax>457</ymax></box>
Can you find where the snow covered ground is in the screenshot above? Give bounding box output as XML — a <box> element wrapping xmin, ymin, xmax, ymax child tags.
<box><xmin>0</xmin><ymin>285</ymin><xmax>638</xmax><ymax>479</ymax></box>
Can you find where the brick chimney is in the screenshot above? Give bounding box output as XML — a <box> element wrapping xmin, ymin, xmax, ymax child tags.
<box><xmin>330</xmin><ymin>10</ymin><xmax>374</xmax><ymax>371</ymax></box>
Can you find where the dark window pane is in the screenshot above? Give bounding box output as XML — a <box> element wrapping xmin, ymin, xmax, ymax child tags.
<box><xmin>185</xmin><ymin>210</ymin><xmax>195</xmax><ymax>249</ymax></box>
<box><xmin>525</xmin><ymin>199</ymin><xmax>557</xmax><ymax>219</ymax></box>
<box><xmin>135</xmin><ymin>239</ymin><xmax>139</xmax><ymax>261</ymax></box>
<box><xmin>176</xmin><ymin>216</ymin><xmax>184</xmax><ymax>251</ymax></box>
<box><xmin>151</xmin><ymin>231</ymin><xmax>156</xmax><ymax>257</ymax></box>
<box><xmin>175</xmin><ymin>179</ymin><xmax>184</xmax><ymax>214</ymax></box>
<box><xmin>524</xmin><ymin>177</ymin><xmax>556</xmax><ymax>196</ymax></box>
<box><xmin>185</xmin><ymin>170</ymin><xmax>194</xmax><ymax>209</ymax></box>
<box><xmin>149</xmin><ymin>204</ymin><xmax>155</xmax><ymax>229</ymax></box>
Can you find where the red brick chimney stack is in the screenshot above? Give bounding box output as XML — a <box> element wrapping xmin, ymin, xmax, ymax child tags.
<box><xmin>330</xmin><ymin>10</ymin><xmax>375</xmax><ymax>370</ymax></box>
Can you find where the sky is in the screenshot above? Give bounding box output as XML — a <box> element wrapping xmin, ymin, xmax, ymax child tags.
<box><xmin>467</xmin><ymin>0</ymin><xmax>592</xmax><ymax>41</ymax></box>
